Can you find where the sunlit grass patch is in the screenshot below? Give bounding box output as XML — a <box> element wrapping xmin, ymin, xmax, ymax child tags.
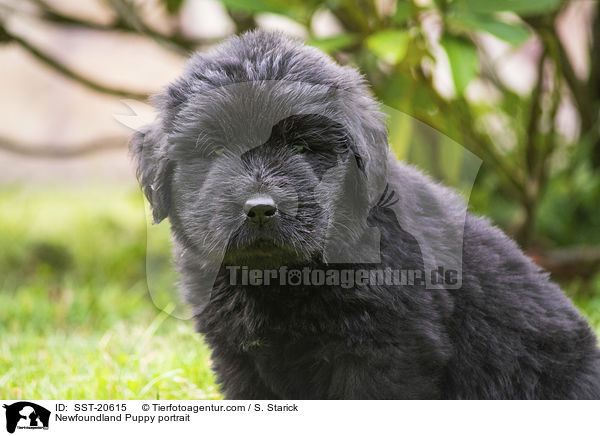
<box><xmin>0</xmin><ymin>185</ymin><xmax>219</xmax><ymax>399</ymax></box>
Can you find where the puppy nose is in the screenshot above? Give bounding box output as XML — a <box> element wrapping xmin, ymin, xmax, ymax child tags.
<box><xmin>244</xmin><ymin>195</ymin><xmax>277</xmax><ymax>224</ymax></box>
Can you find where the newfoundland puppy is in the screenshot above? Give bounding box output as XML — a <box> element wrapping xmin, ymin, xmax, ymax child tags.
<box><xmin>131</xmin><ymin>30</ymin><xmax>600</xmax><ymax>399</ymax></box>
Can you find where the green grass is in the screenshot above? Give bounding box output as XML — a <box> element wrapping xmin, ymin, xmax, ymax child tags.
<box><xmin>0</xmin><ymin>185</ymin><xmax>219</xmax><ymax>399</ymax></box>
<box><xmin>0</xmin><ymin>185</ymin><xmax>598</xmax><ymax>399</ymax></box>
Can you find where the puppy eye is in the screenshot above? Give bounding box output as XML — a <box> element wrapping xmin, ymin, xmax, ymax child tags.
<box><xmin>211</xmin><ymin>148</ymin><xmax>224</xmax><ymax>157</ymax></box>
<box><xmin>295</xmin><ymin>145</ymin><xmax>305</xmax><ymax>153</ymax></box>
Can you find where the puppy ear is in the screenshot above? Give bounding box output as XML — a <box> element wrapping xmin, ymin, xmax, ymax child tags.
<box><xmin>130</xmin><ymin>123</ymin><xmax>173</xmax><ymax>224</ymax></box>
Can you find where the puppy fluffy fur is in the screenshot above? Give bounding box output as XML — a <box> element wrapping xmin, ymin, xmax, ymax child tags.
<box><xmin>132</xmin><ymin>30</ymin><xmax>600</xmax><ymax>399</ymax></box>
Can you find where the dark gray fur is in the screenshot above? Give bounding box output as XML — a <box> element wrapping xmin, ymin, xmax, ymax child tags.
<box><xmin>131</xmin><ymin>30</ymin><xmax>600</xmax><ymax>399</ymax></box>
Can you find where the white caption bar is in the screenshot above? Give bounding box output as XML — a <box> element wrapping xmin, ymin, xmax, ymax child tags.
<box><xmin>0</xmin><ymin>400</ymin><xmax>597</xmax><ymax>436</ymax></box>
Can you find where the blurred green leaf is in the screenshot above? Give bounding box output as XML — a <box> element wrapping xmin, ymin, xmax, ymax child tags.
<box><xmin>387</xmin><ymin>111</ymin><xmax>414</xmax><ymax>161</ymax></box>
<box><xmin>220</xmin><ymin>0</ymin><xmax>317</xmax><ymax>21</ymax></box>
<box><xmin>162</xmin><ymin>0</ymin><xmax>185</xmax><ymax>14</ymax></box>
<box><xmin>454</xmin><ymin>0</ymin><xmax>561</xmax><ymax>16</ymax></box>
<box><xmin>449</xmin><ymin>12</ymin><xmax>530</xmax><ymax>46</ymax></box>
<box><xmin>392</xmin><ymin>1</ymin><xmax>412</xmax><ymax>24</ymax></box>
<box><xmin>306</xmin><ymin>34</ymin><xmax>358</xmax><ymax>53</ymax></box>
<box><xmin>439</xmin><ymin>136</ymin><xmax>464</xmax><ymax>186</ymax></box>
<box><xmin>380</xmin><ymin>73</ymin><xmax>436</xmax><ymax>115</ymax></box>
<box><xmin>366</xmin><ymin>30</ymin><xmax>410</xmax><ymax>65</ymax></box>
<box><xmin>220</xmin><ymin>0</ymin><xmax>285</xmax><ymax>13</ymax></box>
<box><xmin>441</xmin><ymin>35</ymin><xmax>479</xmax><ymax>95</ymax></box>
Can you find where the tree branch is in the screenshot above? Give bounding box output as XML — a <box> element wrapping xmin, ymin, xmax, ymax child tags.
<box><xmin>24</xmin><ymin>0</ymin><xmax>218</xmax><ymax>55</ymax></box>
<box><xmin>529</xmin><ymin>246</ymin><xmax>600</xmax><ymax>280</ymax></box>
<box><xmin>588</xmin><ymin>1</ymin><xmax>600</xmax><ymax>167</ymax></box>
<box><xmin>525</xmin><ymin>14</ymin><xmax>593</xmax><ymax>131</ymax></box>
<box><xmin>554</xmin><ymin>33</ymin><xmax>592</xmax><ymax>129</ymax></box>
<box><xmin>105</xmin><ymin>0</ymin><xmax>193</xmax><ymax>54</ymax></box>
<box><xmin>525</xmin><ymin>47</ymin><xmax>546</xmax><ymax>176</ymax></box>
<box><xmin>2</xmin><ymin>25</ymin><xmax>151</xmax><ymax>100</ymax></box>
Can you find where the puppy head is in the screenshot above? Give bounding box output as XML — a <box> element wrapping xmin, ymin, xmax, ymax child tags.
<box><xmin>131</xmin><ymin>31</ymin><xmax>389</xmax><ymax>266</ymax></box>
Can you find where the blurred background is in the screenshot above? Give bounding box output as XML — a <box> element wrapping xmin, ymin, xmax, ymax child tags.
<box><xmin>0</xmin><ymin>0</ymin><xmax>598</xmax><ymax>399</ymax></box>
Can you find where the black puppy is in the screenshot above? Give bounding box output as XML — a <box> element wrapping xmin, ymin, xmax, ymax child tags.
<box><xmin>132</xmin><ymin>30</ymin><xmax>600</xmax><ymax>399</ymax></box>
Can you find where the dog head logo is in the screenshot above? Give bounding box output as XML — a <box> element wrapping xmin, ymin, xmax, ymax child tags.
<box><xmin>3</xmin><ymin>402</ymin><xmax>50</xmax><ymax>434</ymax></box>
